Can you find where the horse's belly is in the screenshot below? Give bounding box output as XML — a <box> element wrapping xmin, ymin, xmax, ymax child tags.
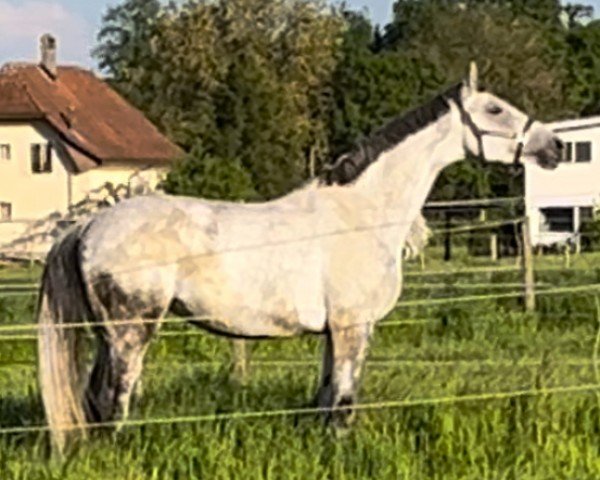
<box><xmin>175</xmin><ymin>294</ymin><xmax>327</xmax><ymax>337</ymax></box>
<box><xmin>174</xmin><ymin>268</ymin><xmax>327</xmax><ymax>337</ymax></box>
<box><xmin>197</xmin><ymin>311</ymin><xmax>326</xmax><ymax>337</ymax></box>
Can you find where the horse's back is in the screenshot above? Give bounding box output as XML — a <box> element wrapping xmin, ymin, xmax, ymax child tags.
<box><xmin>74</xmin><ymin>195</ymin><xmax>210</xmax><ymax>317</ymax></box>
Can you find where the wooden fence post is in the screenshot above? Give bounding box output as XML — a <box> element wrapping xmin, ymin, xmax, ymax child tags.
<box><xmin>308</xmin><ymin>146</ymin><xmax>316</xmax><ymax>178</ymax></box>
<box><xmin>521</xmin><ymin>218</ymin><xmax>535</xmax><ymax>312</ymax></box>
<box><xmin>564</xmin><ymin>243</ymin><xmax>571</xmax><ymax>269</ymax></box>
<box><xmin>231</xmin><ymin>339</ymin><xmax>250</xmax><ymax>386</ymax></box>
<box><xmin>444</xmin><ymin>211</ymin><xmax>452</xmax><ymax>261</ymax></box>
<box><xmin>490</xmin><ymin>233</ymin><xmax>498</xmax><ymax>261</ymax></box>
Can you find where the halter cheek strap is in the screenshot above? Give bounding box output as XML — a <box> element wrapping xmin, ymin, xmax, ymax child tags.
<box><xmin>452</xmin><ymin>97</ymin><xmax>535</xmax><ymax>165</ymax></box>
<box><xmin>512</xmin><ymin>117</ymin><xmax>535</xmax><ymax>165</ymax></box>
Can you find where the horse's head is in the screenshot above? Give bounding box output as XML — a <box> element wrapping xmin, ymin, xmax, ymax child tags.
<box><xmin>456</xmin><ymin>63</ymin><xmax>561</xmax><ymax>170</ymax></box>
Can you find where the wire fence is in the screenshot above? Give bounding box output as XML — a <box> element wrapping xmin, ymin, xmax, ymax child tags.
<box><xmin>0</xmin><ymin>382</ymin><xmax>598</xmax><ymax>436</ymax></box>
<box><xmin>2</xmin><ymin>354</ymin><xmax>599</xmax><ymax>371</ymax></box>
<box><xmin>0</xmin><ymin>282</ymin><xmax>598</xmax><ymax>337</ymax></box>
<box><xmin>1</xmin><ymin>205</ymin><xmax>600</xmax><ymax>438</ymax></box>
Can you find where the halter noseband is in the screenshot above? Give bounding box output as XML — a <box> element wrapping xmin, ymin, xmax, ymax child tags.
<box><xmin>453</xmin><ymin>97</ymin><xmax>535</xmax><ymax>165</ymax></box>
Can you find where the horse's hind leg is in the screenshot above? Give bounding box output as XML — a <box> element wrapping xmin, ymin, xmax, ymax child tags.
<box><xmin>86</xmin><ymin>321</ymin><xmax>159</xmax><ymax>424</ymax></box>
<box><xmin>112</xmin><ymin>325</ymin><xmax>154</xmax><ymax>424</ymax></box>
<box><xmin>317</xmin><ymin>319</ymin><xmax>373</xmax><ymax>429</ymax></box>
<box><xmin>316</xmin><ymin>332</ymin><xmax>334</xmax><ymax>408</ymax></box>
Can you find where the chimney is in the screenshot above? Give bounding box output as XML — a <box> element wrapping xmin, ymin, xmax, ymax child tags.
<box><xmin>40</xmin><ymin>34</ymin><xmax>57</xmax><ymax>79</ymax></box>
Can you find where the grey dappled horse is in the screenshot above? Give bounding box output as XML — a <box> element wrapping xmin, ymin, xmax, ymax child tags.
<box><xmin>38</xmin><ymin>65</ymin><xmax>561</xmax><ymax>450</ymax></box>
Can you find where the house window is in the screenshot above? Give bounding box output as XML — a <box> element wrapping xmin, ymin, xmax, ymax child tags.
<box><xmin>31</xmin><ymin>143</ymin><xmax>52</xmax><ymax>173</ymax></box>
<box><xmin>540</xmin><ymin>207</ymin><xmax>574</xmax><ymax>232</ymax></box>
<box><xmin>0</xmin><ymin>202</ymin><xmax>11</xmax><ymax>221</ymax></box>
<box><xmin>0</xmin><ymin>144</ymin><xmax>10</xmax><ymax>160</ymax></box>
<box><xmin>560</xmin><ymin>141</ymin><xmax>592</xmax><ymax>162</ymax></box>
<box><xmin>575</xmin><ymin>141</ymin><xmax>592</xmax><ymax>162</ymax></box>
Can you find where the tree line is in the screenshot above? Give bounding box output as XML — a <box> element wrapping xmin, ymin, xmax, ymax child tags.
<box><xmin>94</xmin><ymin>0</ymin><xmax>600</xmax><ymax>203</ymax></box>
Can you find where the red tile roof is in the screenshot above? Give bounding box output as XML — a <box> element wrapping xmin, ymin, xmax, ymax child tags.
<box><xmin>0</xmin><ymin>63</ymin><xmax>183</xmax><ymax>171</ymax></box>
<box><xmin>0</xmin><ymin>78</ymin><xmax>43</xmax><ymax>120</ymax></box>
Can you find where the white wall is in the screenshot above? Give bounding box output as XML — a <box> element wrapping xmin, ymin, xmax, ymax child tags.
<box><xmin>0</xmin><ymin>121</ymin><xmax>70</xmax><ymax>222</ymax></box>
<box><xmin>72</xmin><ymin>164</ymin><xmax>167</xmax><ymax>204</ymax></box>
<box><xmin>525</xmin><ymin>117</ymin><xmax>600</xmax><ymax>245</ymax></box>
<box><xmin>0</xmin><ymin>120</ymin><xmax>169</xmax><ymax>247</ymax></box>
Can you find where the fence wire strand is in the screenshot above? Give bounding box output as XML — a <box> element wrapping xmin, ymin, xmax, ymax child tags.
<box><xmin>0</xmin><ymin>282</ymin><xmax>598</xmax><ymax>336</ymax></box>
<box><xmin>0</xmin><ymin>382</ymin><xmax>597</xmax><ymax>436</ymax></box>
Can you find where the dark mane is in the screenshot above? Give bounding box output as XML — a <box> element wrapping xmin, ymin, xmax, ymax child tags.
<box><xmin>322</xmin><ymin>83</ymin><xmax>464</xmax><ymax>186</ymax></box>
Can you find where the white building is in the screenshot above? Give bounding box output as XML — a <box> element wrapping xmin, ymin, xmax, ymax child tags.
<box><xmin>525</xmin><ymin>116</ymin><xmax>600</xmax><ymax>246</ymax></box>
<box><xmin>0</xmin><ymin>35</ymin><xmax>182</xmax><ymax>250</ymax></box>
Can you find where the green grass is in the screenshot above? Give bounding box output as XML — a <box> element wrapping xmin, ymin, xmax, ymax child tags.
<box><xmin>2</xmin><ymin>253</ymin><xmax>600</xmax><ymax>479</ymax></box>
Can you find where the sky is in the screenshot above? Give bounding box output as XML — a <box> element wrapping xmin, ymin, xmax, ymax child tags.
<box><xmin>0</xmin><ymin>0</ymin><xmax>597</xmax><ymax>70</ymax></box>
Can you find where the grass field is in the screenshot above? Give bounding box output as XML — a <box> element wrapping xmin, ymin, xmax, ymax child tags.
<box><xmin>2</xmin><ymin>248</ymin><xmax>600</xmax><ymax>479</ymax></box>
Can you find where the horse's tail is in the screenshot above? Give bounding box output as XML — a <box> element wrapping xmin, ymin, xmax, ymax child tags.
<box><xmin>37</xmin><ymin>224</ymin><xmax>93</xmax><ymax>452</ymax></box>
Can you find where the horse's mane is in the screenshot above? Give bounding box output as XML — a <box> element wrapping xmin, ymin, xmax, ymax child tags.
<box><xmin>322</xmin><ymin>82</ymin><xmax>464</xmax><ymax>186</ymax></box>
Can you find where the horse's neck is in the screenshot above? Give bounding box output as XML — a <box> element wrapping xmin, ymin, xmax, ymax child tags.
<box><xmin>350</xmin><ymin>112</ymin><xmax>464</xmax><ymax>245</ymax></box>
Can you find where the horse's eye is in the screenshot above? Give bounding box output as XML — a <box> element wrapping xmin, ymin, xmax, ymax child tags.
<box><xmin>486</xmin><ymin>104</ymin><xmax>503</xmax><ymax>115</ymax></box>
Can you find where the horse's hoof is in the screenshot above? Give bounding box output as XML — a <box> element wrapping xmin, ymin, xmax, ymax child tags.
<box><xmin>329</xmin><ymin>395</ymin><xmax>355</xmax><ymax>433</ymax></box>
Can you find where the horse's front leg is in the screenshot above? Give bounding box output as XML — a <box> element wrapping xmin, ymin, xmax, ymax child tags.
<box><xmin>317</xmin><ymin>318</ymin><xmax>373</xmax><ymax>429</ymax></box>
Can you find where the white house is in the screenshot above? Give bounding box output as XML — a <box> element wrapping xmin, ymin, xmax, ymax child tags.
<box><xmin>0</xmin><ymin>35</ymin><xmax>182</xmax><ymax>250</ymax></box>
<box><xmin>525</xmin><ymin>115</ymin><xmax>600</xmax><ymax>246</ymax></box>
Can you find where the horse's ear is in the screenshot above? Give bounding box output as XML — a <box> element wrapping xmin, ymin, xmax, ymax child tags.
<box><xmin>467</xmin><ymin>61</ymin><xmax>479</xmax><ymax>92</ymax></box>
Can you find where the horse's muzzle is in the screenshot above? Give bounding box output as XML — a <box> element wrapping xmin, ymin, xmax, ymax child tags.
<box><xmin>535</xmin><ymin>148</ymin><xmax>561</xmax><ymax>170</ymax></box>
<box><xmin>525</xmin><ymin>135</ymin><xmax>562</xmax><ymax>170</ymax></box>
